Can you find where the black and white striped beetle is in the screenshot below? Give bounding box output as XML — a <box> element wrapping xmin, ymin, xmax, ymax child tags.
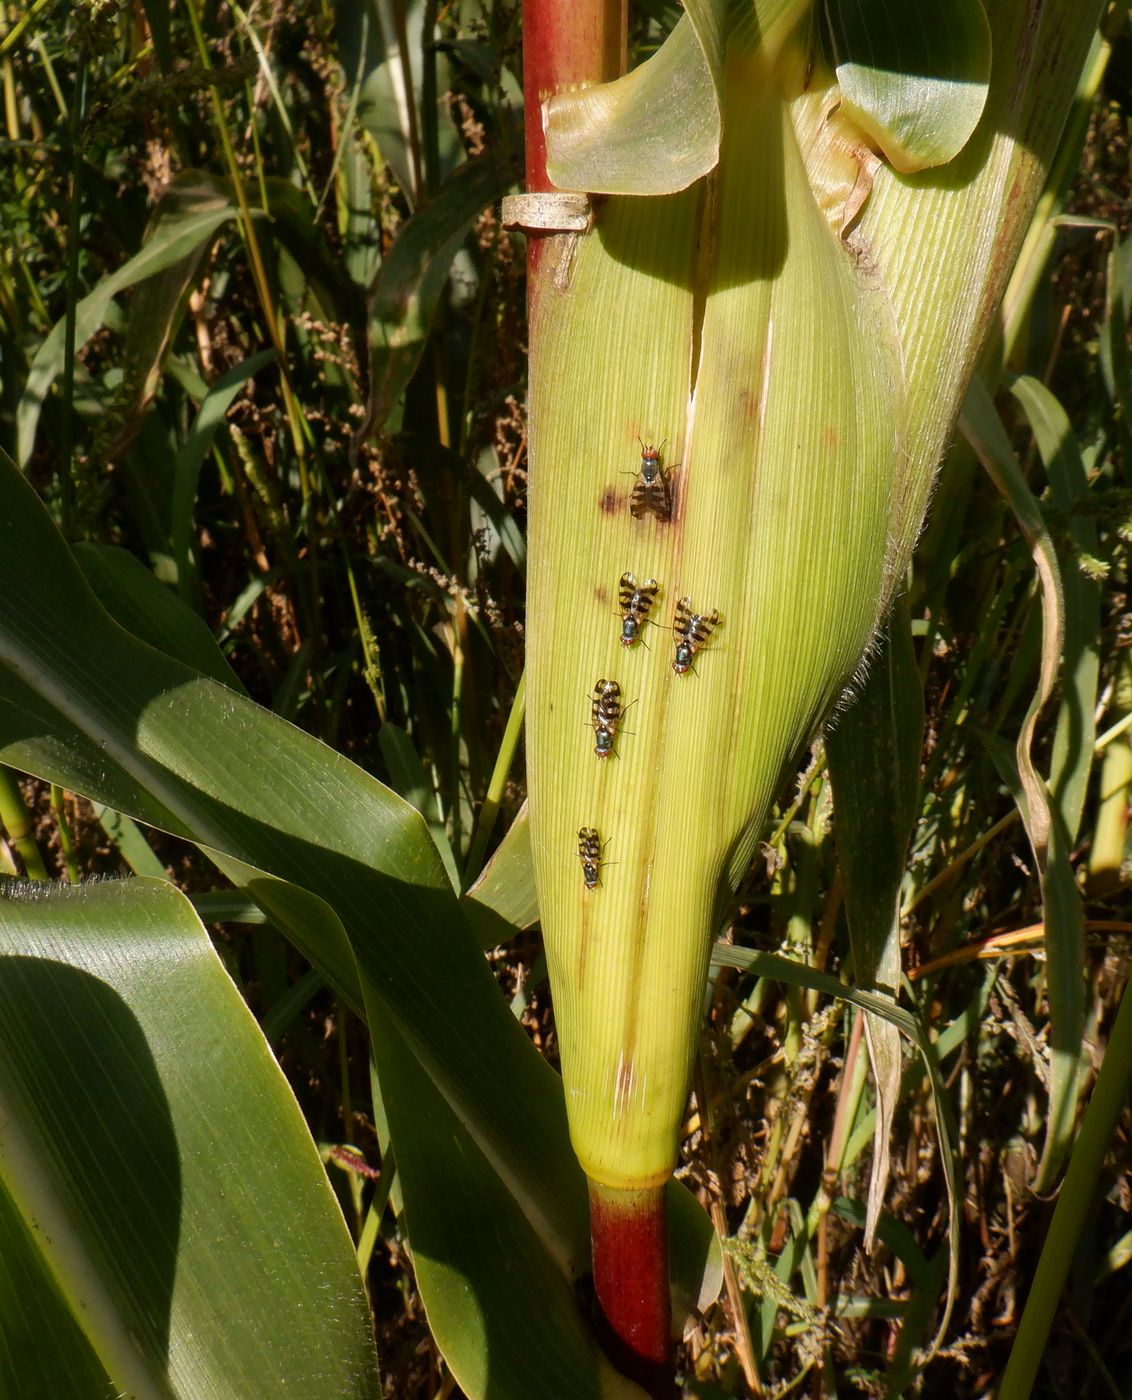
<box><xmin>672</xmin><ymin>597</ymin><xmax>720</xmax><ymax>674</ymax></box>
<box><xmin>617</xmin><ymin>572</ymin><xmax>659</xmax><ymax>647</ymax></box>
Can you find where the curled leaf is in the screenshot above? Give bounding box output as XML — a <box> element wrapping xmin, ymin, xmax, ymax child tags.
<box><xmin>826</xmin><ymin>0</ymin><xmax>991</xmax><ymax>173</ymax></box>
<box><xmin>545</xmin><ymin>8</ymin><xmax>723</xmax><ymax>196</ymax></box>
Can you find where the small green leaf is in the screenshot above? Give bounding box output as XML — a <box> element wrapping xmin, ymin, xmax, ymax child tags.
<box><xmin>463</xmin><ymin>801</ymin><xmax>538</xmax><ymax>948</ymax></box>
<box><xmin>826</xmin><ymin>0</ymin><xmax>991</xmax><ymax>173</ymax></box>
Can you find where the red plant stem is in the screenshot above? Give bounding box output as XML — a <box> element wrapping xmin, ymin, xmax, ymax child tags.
<box><xmin>521</xmin><ymin>0</ymin><xmax>624</xmax><ymax>272</ymax></box>
<box><xmin>589</xmin><ymin>1182</ymin><xmax>673</xmax><ymax>1399</ymax></box>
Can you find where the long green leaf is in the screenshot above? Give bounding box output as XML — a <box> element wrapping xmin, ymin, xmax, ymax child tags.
<box><xmin>1008</xmin><ymin>373</ymin><xmax>1101</xmax><ymax>846</ymax></box>
<box><xmin>961</xmin><ymin>375</ymin><xmax>1086</xmax><ymax>1191</ymax></box>
<box><xmin>0</xmin><ymin>454</ymin><xmax>721</xmax><ymax>1393</ymax></box>
<box><xmin>17</xmin><ymin>175</ymin><xmax>238</xmax><ymax>468</ymax></box>
<box><xmin>826</xmin><ymin>599</ymin><xmax>924</xmax><ymax>1247</ymax></box>
<box><xmin>0</xmin><ymin>877</ymin><xmax>379</xmax><ymax>1397</ymax></box>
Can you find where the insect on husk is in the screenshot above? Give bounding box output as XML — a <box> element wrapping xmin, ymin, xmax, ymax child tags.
<box><xmin>617</xmin><ymin>572</ymin><xmax>660</xmax><ymax>647</ymax></box>
<box><xmin>627</xmin><ymin>438</ymin><xmax>675</xmax><ymax>522</ymax></box>
<box><xmin>577</xmin><ymin>826</ymin><xmax>604</xmax><ymax>889</ymax></box>
<box><xmin>590</xmin><ymin>678</ymin><xmax>625</xmax><ymax>758</ymax></box>
<box><xmin>672</xmin><ymin>597</ymin><xmax>720</xmax><ymax>674</ymax></box>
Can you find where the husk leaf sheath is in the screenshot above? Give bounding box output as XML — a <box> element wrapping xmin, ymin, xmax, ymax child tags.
<box><xmin>528</xmin><ymin>42</ymin><xmax>899</xmax><ymax>1189</ymax></box>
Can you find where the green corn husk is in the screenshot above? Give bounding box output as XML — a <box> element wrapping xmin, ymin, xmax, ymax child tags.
<box><xmin>526</xmin><ymin>1</ymin><xmax>1101</xmax><ymax>1190</ymax></box>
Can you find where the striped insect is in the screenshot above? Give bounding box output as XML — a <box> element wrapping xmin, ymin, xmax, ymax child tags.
<box><xmin>590</xmin><ymin>678</ymin><xmax>625</xmax><ymax>758</ymax></box>
<box><xmin>627</xmin><ymin>439</ymin><xmax>674</xmax><ymax>522</ymax></box>
<box><xmin>671</xmin><ymin>596</ymin><xmax>720</xmax><ymax>674</ymax></box>
<box><xmin>577</xmin><ymin>826</ymin><xmax>605</xmax><ymax>889</ymax></box>
<box><xmin>617</xmin><ymin>572</ymin><xmax>660</xmax><ymax>647</ymax></box>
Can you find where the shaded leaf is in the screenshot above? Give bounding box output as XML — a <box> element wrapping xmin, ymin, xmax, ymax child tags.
<box><xmin>826</xmin><ymin>599</ymin><xmax>924</xmax><ymax>1247</ymax></box>
<box><xmin>360</xmin><ymin>151</ymin><xmax>514</xmax><ymax>438</ymax></box>
<box><xmin>0</xmin><ymin>1174</ymin><xmax>112</xmax><ymax>1398</ymax></box>
<box><xmin>104</xmin><ymin>176</ymin><xmax>223</xmax><ymax>461</ymax></box>
<box><xmin>961</xmin><ymin>375</ymin><xmax>1086</xmax><ymax>1192</ymax></box>
<box><xmin>73</xmin><ymin>541</ymin><xmax>247</xmax><ymax>692</ymax></box>
<box><xmin>139</xmin><ymin>0</ymin><xmax>172</xmax><ymax>72</ymax></box>
<box><xmin>264</xmin><ymin>176</ymin><xmax>356</xmax><ymax>319</ymax></box>
<box><xmin>168</xmin><ymin>349</ymin><xmax>278</xmax><ymax>604</ymax></box>
<box><xmin>332</xmin><ymin>0</ymin><xmax>462</xmax><ymax>204</ymax></box>
<box><xmin>0</xmin><ymin>877</ymin><xmax>379</xmax><ymax>1397</ymax></box>
<box><xmin>17</xmin><ymin>174</ymin><xmax>237</xmax><ymax>468</ymax></box>
<box><xmin>1008</xmin><ymin>373</ymin><xmax>1101</xmax><ymax>847</ymax></box>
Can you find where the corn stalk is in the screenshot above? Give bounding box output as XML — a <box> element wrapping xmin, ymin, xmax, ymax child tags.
<box><xmin>518</xmin><ymin>0</ymin><xmax>1102</xmax><ymax>1387</ymax></box>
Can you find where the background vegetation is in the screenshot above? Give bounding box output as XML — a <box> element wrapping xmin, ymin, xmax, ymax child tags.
<box><xmin>0</xmin><ymin>1</ymin><xmax>1129</xmax><ymax>1394</ymax></box>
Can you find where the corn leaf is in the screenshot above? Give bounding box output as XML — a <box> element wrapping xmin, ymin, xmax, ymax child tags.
<box><xmin>17</xmin><ymin>173</ymin><xmax>237</xmax><ymax>468</ymax></box>
<box><xmin>825</xmin><ymin>0</ymin><xmax>991</xmax><ymax>173</ymax></box>
<box><xmin>1008</xmin><ymin>373</ymin><xmax>1101</xmax><ymax>847</ymax></box>
<box><xmin>0</xmin><ymin>1175</ymin><xmax>113</xmax><ymax>1396</ymax></box>
<box><xmin>463</xmin><ymin>800</ymin><xmax>539</xmax><ymax>948</ymax></box>
<box><xmin>544</xmin><ymin>1</ymin><xmax>727</xmax><ymax>196</ymax></box>
<box><xmin>544</xmin><ymin>0</ymin><xmax>817</xmax><ymax>196</ymax></box>
<box><xmin>826</xmin><ymin>600</ymin><xmax>924</xmax><ymax>1247</ymax></box>
<box><xmin>0</xmin><ymin>877</ymin><xmax>380</xmax><ymax>1397</ymax></box>
<box><xmin>960</xmin><ymin>374</ymin><xmax>1086</xmax><ymax>1191</ymax></box>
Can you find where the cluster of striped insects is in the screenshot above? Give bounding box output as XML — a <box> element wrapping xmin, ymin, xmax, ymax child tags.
<box><xmin>578</xmin><ymin>439</ymin><xmax>722</xmax><ymax>890</ymax></box>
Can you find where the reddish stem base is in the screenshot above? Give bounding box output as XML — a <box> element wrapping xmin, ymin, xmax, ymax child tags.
<box><xmin>588</xmin><ymin>1181</ymin><xmax>673</xmax><ymax>1399</ymax></box>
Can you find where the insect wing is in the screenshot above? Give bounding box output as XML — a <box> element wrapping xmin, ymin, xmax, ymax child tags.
<box><xmin>642</xmin><ymin>476</ymin><xmax>670</xmax><ymax>521</ymax></box>
<box><xmin>674</xmin><ymin>597</ymin><xmax>693</xmax><ymax>636</ymax></box>
<box><xmin>635</xmin><ymin>579</ymin><xmax>659</xmax><ymax>621</ymax></box>
<box><xmin>595</xmin><ymin>679</ymin><xmax>621</xmax><ymax>721</ymax></box>
<box><xmin>697</xmin><ymin>609</ymin><xmax>720</xmax><ymax>644</ymax></box>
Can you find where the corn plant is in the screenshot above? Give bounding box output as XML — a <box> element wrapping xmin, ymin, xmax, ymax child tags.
<box><xmin>0</xmin><ymin>1</ymin><xmax>1129</xmax><ymax>1397</ymax></box>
